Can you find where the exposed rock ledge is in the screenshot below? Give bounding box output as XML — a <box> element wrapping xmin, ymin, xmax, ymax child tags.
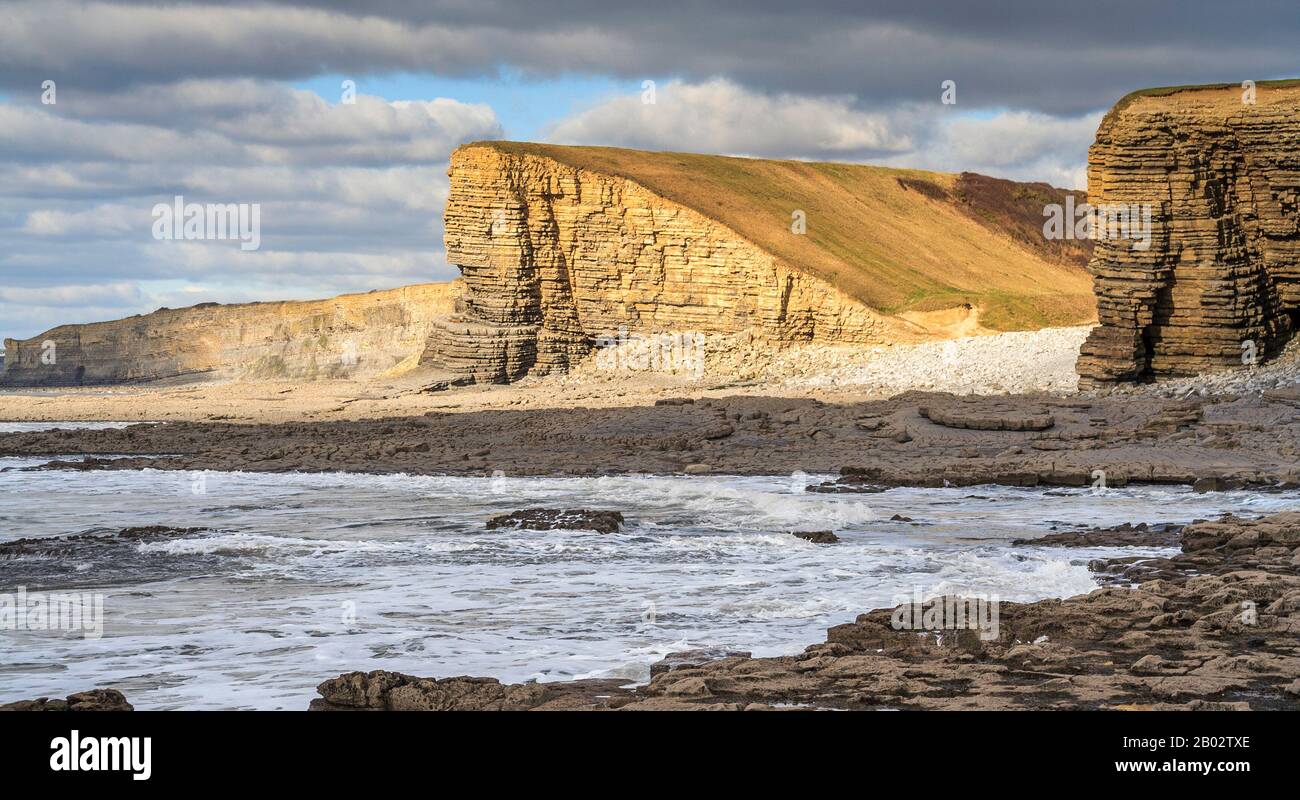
<box><xmin>1078</xmin><ymin>81</ymin><xmax>1300</xmax><ymax>385</ymax></box>
<box><xmin>1</xmin><ymin>689</ymin><xmax>133</xmax><ymax>711</ymax></box>
<box><xmin>4</xmin><ymin>391</ymin><xmax>1300</xmax><ymax>485</ymax></box>
<box><xmin>310</xmin><ymin>512</ymin><xmax>1300</xmax><ymax>711</ymax></box>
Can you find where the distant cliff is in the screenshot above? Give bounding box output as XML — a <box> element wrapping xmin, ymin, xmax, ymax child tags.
<box><xmin>1077</xmin><ymin>81</ymin><xmax>1300</xmax><ymax>385</ymax></box>
<box><xmin>421</xmin><ymin>141</ymin><xmax>1095</xmax><ymax>383</ymax></box>
<box><xmin>1</xmin><ymin>283</ymin><xmax>458</xmax><ymax>387</ymax></box>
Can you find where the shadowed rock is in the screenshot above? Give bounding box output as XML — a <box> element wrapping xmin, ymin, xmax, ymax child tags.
<box><xmin>790</xmin><ymin>530</ymin><xmax>839</xmax><ymax>544</ymax></box>
<box><xmin>5</xmin><ymin>393</ymin><xmax>1300</xmax><ymax>490</ymax></box>
<box><xmin>1</xmin><ymin>689</ymin><xmax>133</xmax><ymax>712</ymax></box>
<box><xmin>485</xmin><ymin>508</ymin><xmax>624</xmax><ymax>534</ymax></box>
<box><xmin>920</xmin><ymin>403</ymin><xmax>1055</xmax><ymax>431</ymax></box>
<box><xmin>0</xmin><ymin>525</ymin><xmax>207</xmax><ymax>560</ymax></box>
<box><xmin>1012</xmin><ymin>521</ymin><xmax>1184</xmax><ymax>548</ymax></box>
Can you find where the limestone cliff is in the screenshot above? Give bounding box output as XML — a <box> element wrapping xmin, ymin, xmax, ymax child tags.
<box><xmin>422</xmin><ymin>142</ymin><xmax>1095</xmax><ymax>383</ymax></box>
<box><xmin>1</xmin><ymin>283</ymin><xmax>458</xmax><ymax>387</ymax></box>
<box><xmin>1077</xmin><ymin>82</ymin><xmax>1300</xmax><ymax>385</ymax></box>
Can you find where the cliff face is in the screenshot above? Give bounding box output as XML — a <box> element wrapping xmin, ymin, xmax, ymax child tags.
<box><xmin>1</xmin><ymin>283</ymin><xmax>458</xmax><ymax>387</ymax></box>
<box><xmin>424</xmin><ymin>142</ymin><xmax>1095</xmax><ymax>383</ymax></box>
<box><xmin>1077</xmin><ymin>83</ymin><xmax>1300</xmax><ymax>385</ymax></box>
<box><xmin>425</xmin><ymin>145</ymin><xmax>890</xmax><ymax>382</ymax></box>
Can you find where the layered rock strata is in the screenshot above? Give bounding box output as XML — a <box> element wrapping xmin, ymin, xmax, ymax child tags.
<box><xmin>1078</xmin><ymin>82</ymin><xmax>1300</xmax><ymax>385</ymax></box>
<box><xmin>1</xmin><ymin>283</ymin><xmax>458</xmax><ymax>387</ymax></box>
<box><xmin>423</xmin><ymin>143</ymin><xmax>1094</xmax><ymax>383</ymax></box>
<box><xmin>424</xmin><ymin>145</ymin><xmax>888</xmax><ymax>382</ymax></box>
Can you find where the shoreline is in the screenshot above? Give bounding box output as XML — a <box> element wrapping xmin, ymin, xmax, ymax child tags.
<box><xmin>3</xmin><ymin>390</ymin><xmax>1299</xmax><ymax>488</ymax></box>
<box><xmin>4</xmin><ymin>379</ymin><xmax>1298</xmax><ymax>712</ymax></box>
<box><xmin>8</xmin><ymin>511</ymin><xmax>1295</xmax><ymax>711</ymax></box>
<box><xmin>305</xmin><ymin>511</ymin><xmax>1300</xmax><ymax>711</ymax></box>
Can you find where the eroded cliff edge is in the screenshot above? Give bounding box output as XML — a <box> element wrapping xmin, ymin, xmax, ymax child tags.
<box><xmin>1</xmin><ymin>283</ymin><xmax>458</xmax><ymax>387</ymax></box>
<box><xmin>1077</xmin><ymin>82</ymin><xmax>1300</xmax><ymax>385</ymax></box>
<box><xmin>420</xmin><ymin>142</ymin><xmax>1094</xmax><ymax>383</ymax></box>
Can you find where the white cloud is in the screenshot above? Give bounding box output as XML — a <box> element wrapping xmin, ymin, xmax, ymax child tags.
<box><xmin>546</xmin><ymin>79</ymin><xmax>919</xmax><ymax>160</ymax></box>
<box><xmin>0</xmin><ymin>282</ymin><xmax>143</xmax><ymax>308</ymax></box>
<box><xmin>0</xmin><ymin>80</ymin><xmax>498</xmax><ymax>338</ymax></box>
<box><xmin>22</xmin><ymin>204</ymin><xmax>143</xmax><ymax>237</ymax></box>
<box><xmin>887</xmin><ymin>110</ymin><xmax>1101</xmax><ymax>189</ymax></box>
<box><xmin>545</xmin><ymin>79</ymin><xmax>1096</xmax><ymax>189</ymax></box>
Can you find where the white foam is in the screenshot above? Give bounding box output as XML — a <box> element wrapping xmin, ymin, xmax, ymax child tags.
<box><xmin>0</xmin><ymin>466</ymin><xmax>1293</xmax><ymax>710</ymax></box>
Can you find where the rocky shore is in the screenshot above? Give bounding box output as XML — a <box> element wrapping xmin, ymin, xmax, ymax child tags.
<box><xmin>305</xmin><ymin>512</ymin><xmax>1300</xmax><ymax>711</ymax></box>
<box><xmin>3</xmin><ymin>390</ymin><xmax>1300</xmax><ymax>488</ymax></box>
<box><xmin>3</xmin><ymin>388</ymin><xmax>1298</xmax><ymax>712</ymax></box>
<box><xmin>0</xmin><ymin>689</ymin><xmax>133</xmax><ymax>712</ymax></box>
<box><xmin>12</xmin><ymin>510</ymin><xmax>1292</xmax><ymax>712</ymax></box>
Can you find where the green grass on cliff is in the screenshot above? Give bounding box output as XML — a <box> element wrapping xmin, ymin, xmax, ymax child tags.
<box><xmin>471</xmin><ymin>141</ymin><xmax>1096</xmax><ymax>331</ymax></box>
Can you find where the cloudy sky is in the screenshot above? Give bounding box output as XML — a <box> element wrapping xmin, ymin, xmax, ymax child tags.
<box><xmin>2</xmin><ymin>1</ymin><xmax>1296</xmax><ymax>339</ymax></box>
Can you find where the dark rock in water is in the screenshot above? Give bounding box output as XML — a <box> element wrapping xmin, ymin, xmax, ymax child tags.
<box><xmin>1012</xmin><ymin>521</ymin><xmax>1183</xmax><ymax>548</ymax></box>
<box><xmin>790</xmin><ymin>530</ymin><xmax>839</xmax><ymax>544</ymax></box>
<box><xmin>650</xmin><ymin>648</ymin><xmax>752</xmax><ymax>678</ymax></box>
<box><xmin>25</xmin><ymin>456</ymin><xmax>123</xmax><ymax>472</ymax></box>
<box><xmin>1</xmin><ymin>689</ymin><xmax>133</xmax><ymax>712</ymax></box>
<box><xmin>485</xmin><ymin>508</ymin><xmax>624</xmax><ymax>534</ymax></box>
<box><xmin>890</xmin><ymin>514</ymin><xmax>913</xmax><ymax>522</ymax></box>
<box><xmin>1192</xmin><ymin>476</ymin><xmax>1242</xmax><ymax>493</ymax></box>
<box><xmin>0</xmin><ymin>525</ymin><xmax>217</xmax><ymax>592</ymax></box>
<box><xmin>807</xmin><ymin>479</ymin><xmax>885</xmax><ymax>494</ymax></box>
<box><xmin>0</xmin><ymin>525</ymin><xmax>207</xmax><ymax>559</ymax></box>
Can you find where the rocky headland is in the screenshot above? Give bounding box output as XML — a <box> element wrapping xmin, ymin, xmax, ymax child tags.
<box><xmin>420</xmin><ymin>143</ymin><xmax>1094</xmax><ymax>384</ymax></box>
<box><xmin>1078</xmin><ymin>82</ymin><xmax>1300</xmax><ymax>385</ymax></box>
<box><xmin>2</xmin><ymin>145</ymin><xmax>1093</xmax><ymax>390</ymax></box>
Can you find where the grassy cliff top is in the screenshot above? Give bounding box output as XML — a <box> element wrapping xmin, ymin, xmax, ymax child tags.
<box><xmin>1101</xmin><ymin>78</ymin><xmax>1300</xmax><ymax>126</ymax></box>
<box><xmin>467</xmin><ymin>141</ymin><xmax>1095</xmax><ymax>331</ymax></box>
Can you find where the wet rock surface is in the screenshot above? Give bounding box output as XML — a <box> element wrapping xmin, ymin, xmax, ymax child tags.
<box><xmin>485</xmin><ymin>508</ymin><xmax>624</xmax><ymax>534</ymax></box>
<box><xmin>1012</xmin><ymin>521</ymin><xmax>1184</xmax><ymax>548</ymax></box>
<box><xmin>0</xmin><ymin>525</ymin><xmax>207</xmax><ymax>559</ymax></box>
<box><xmin>309</xmin><ymin>671</ymin><xmax>628</xmax><ymax>711</ymax></box>
<box><xmin>311</xmin><ymin>512</ymin><xmax>1300</xmax><ymax>710</ymax></box>
<box><xmin>4</xmin><ymin>391</ymin><xmax>1299</xmax><ymax>489</ymax></box>
<box><xmin>1</xmin><ymin>689</ymin><xmax>133</xmax><ymax>711</ymax></box>
<box><xmin>789</xmin><ymin>530</ymin><xmax>839</xmax><ymax>544</ymax></box>
<box><xmin>0</xmin><ymin>525</ymin><xmax>220</xmax><ymax>590</ymax></box>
